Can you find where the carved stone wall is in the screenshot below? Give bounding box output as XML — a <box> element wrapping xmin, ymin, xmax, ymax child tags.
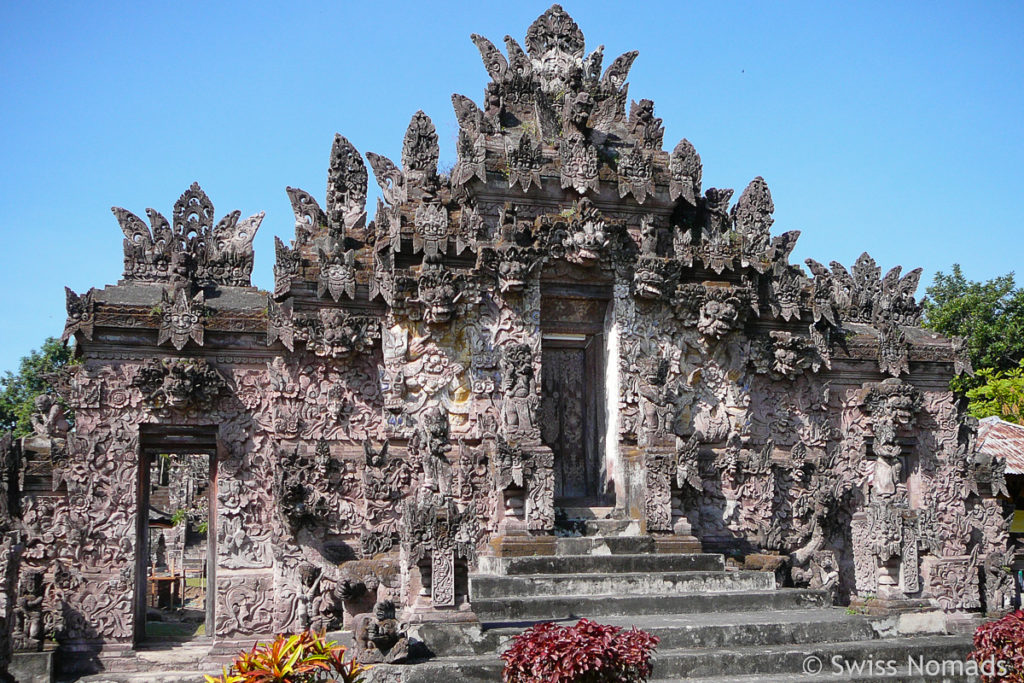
<box><xmin>14</xmin><ymin>3</ymin><xmax>1010</xmax><ymax>669</ymax></box>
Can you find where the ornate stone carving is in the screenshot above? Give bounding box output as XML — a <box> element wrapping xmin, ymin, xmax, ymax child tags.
<box><xmin>366</xmin><ymin>152</ymin><xmax>407</xmax><ymax>208</ymax></box>
<box><xmin>616</xmin><ymin>143</ymin><xmax>654</xmax><ymax>203</ymax></box>
<box><xmin>157</xmin><ymin>287</ymin><xmax>205</xmax><ymax>350</ymax></box>
<box><xmin>669</xmin><ymin>139</ymin><xmax>702</xmax><ymax>205</ymax></box>
<box><xmin>402</xmin><ymin>111</ymin><xmax>439</xmax><ymax>197</ymax></box>
<box><xmin>326</xmin><ymin>134</ymin><xmax>369</xmax><ymax>233</ymax></box>
<box><xmin>525</xmin><ymin>4</ymin><xmax>585</xmax><ymax>96</ymax></box>
<box><xmin>353</xmin><ymin>600</ymin><xmax>409</xmax><ymax>664</ymax></box>
<box><xmin>637</xmin><ymin>358</ymin><xmax>674</xmax><ymax>447</ymax></box>
<box><xmin>413</xmin><ymin>203</ymin><xmax>449</xmax><ymax>258</ymax></box>
<box><xmin>506</xmin><ymin>134</ymin><xmax>543</xmax><ymax>193</ymax></box>
<box><xmin>29</xmin><ymin>394</ymin><xmax>69</xmax><ymax>440</ymax></box>
<box><xmin>113</xmin><ymin>182</ymin><xmax>262</xmax><ymax>286</ymax></box>
<box><xmin>749</xmin><ymin>331</ymin><xmax>825</xmax><ymax>380</ymax></box>
<box><xmin>62</xmin><ymin>287</ymin><xmax>95</xmax><ymax>342</ymax></box>
<box><xmin>628</xmin><ymin>99</ymin><xmax>664</xmax><ymax>150</ymax></box>
<box><xmin>557</xmin><ymin>198</ymin><xmax>609</xmax><ymax>266</ymax></box>
<box><xmin>559</xmin><ymin>135</ymin><xmax>600</xmax><ymax>195</ymax></box>
<box><xmin>317</xmin><ymin>244</ymin><xmax>358</xmax><ymax>302</ymax></box>
<box><xmin>452</xmin><ymin>94</ymin><xmax>488</xmax><ymax>187</ymax></box>
<box><xmin>298</xmin><ymin>309</ymin><xmax>379</xmax><ymax>359</ymax></box>
<box><xmin>412</xmin><ymin>263</ymin><xmax>464</xmax><ymax>325</ymax></box>
<box><xmin>131</xmin><ymin>358</ymin><xmax>228</xmax><ymax>411</ymax></box>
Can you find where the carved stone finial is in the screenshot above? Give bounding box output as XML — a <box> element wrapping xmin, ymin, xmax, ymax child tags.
<box><xmin>402</xmin><ymin>111</ymin><xmax>439</xmax><ymax>179</ymax></box>
<box><xmin>285</xmin><ymin>186</ymin><xmax>327</xmax><ymax>246</ymax></box>
<box><xmin>366</xmin><ymin>152</ymin><xmax>407</xmax><ymax>207</ymax></box>
<box><xmin>669</xmin><ymin>139</ymin><xmax>702</xmax><ymax>205</ymax></box>
<box><xmin>62</xmin><ymin>287</ymin><xmax>95</xmax><ymax>342</ymax></box>
<box><xmin>525</xmin><ymin>4</ymin><xmax>585</xmax><ymax>96</ymax></box>
<box><xmin>470</xmin><ymin>33</ymin><xmax>508</xmax><ymax>83</ymax></box>
<box><xmin>114</xmin><ymin>183</ymin><xmax>261</xmax><ymax>286</ymax></box>
<box><xmin>326</xmin><ymin>134</ymin><xmax>368</xmax><ymax>233</ymax></box>
<box><xmin>628</xmin><ymin>99</ymin><xmax>664</xmax><ymax>149</ymax></box>
<box><xmin>732</xmin><ymin>176</ymin><xmax>774</xmax><ymax>239</ymax></box>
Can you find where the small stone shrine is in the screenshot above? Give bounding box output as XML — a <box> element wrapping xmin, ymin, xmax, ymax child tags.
<box><xmin>0</xmin><ymin>5</ymin><xmax>1011</xmax><ymax>676</ymax></box>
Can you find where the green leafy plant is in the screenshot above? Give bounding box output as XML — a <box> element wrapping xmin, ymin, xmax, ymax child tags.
<box><xmin>969</xmin><ymin>609</ymin><xmax>1024</xmax><ymax>682</ymax></box>
<box><xmin>204</xmin><ymin>630</ymin><xmax>369</xmax><ymax>683</ymax></box>
<box><xmin>501</xmin><ymin>618</ymin><xmax>660</xmax><ymax>683</ymax></box>
<box><xmin>170</xmin><ymin>509</ymin><xmax>188</xmax><ymax>527</ymax></box>
<box><xmin>966</xmin><ymin>361</ymin><xmax>1024</xmax><ymax>423</ymax></box>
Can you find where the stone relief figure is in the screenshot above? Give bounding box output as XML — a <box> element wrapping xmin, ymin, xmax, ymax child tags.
<box><xmin>415</xmin><ymin>407</ymin><xmax>452</xmax><ymax>464</ymax></box>
<box><xmin>30</xmin><ymin>394</ymin><xmax>68</xmax><ymax>439</ymax></box>
<box><xmin>637</xmin><ymin>357</ymin><xmax>675</xmax><ymax>446</ymax></box>
<box><xmin>696</xmin><ymin>289</ymin><xmax>743</xmax><ymax>340</ymax></box>
<box><xmin>560</xmin><ymin>198</ymin><xmax>608</xmax><ymax>266</ymax></box>
<box><xmin>413</xmin><ymin>263</ymin><xmax>463</xmax><ymax>325</ymax></box>
<box><xmin>352</xmin><ymin>600</ymin><xmax>409</xmax><ymax>664</ymax></box>
<box><xmin>859</xmin><ymin>379</ymin><xmax>922</xmax><ymax>497</ymax></box>
<box><xmin>13</xmin><ymin>572</ymin><xmax>44</xmax><ymax>652</ymax></box>
<box><xmin>295</xmin><ymin>564</ymin><xmax>323</xmax><ymax>631</ymax></box>
<box><xmin>500</xmin><ymin>344</ymin><xmax>538</xmax><ymax>440</ymax></box>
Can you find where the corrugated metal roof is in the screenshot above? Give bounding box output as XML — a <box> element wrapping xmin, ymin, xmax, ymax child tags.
<box><xmin>977</xmin><ymin>416</ymin><xmax>1024</xmax><ymax>475</ymax></box>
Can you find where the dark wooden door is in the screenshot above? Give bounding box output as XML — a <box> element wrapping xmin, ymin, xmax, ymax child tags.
<box><xmin>541</xmin><ymin>339</ymin><xmax>605</xmax><ymax>501</ymax></box>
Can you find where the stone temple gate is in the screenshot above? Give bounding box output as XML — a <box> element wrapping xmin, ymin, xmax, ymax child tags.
<box><xmin>0</xmin><ymin>5</ymin><xmax>1013</xmax><ymax>678</ymax></box>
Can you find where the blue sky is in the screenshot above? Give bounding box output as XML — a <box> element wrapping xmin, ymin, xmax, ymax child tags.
<box><xmin>1</xmin><ymin>1</ymin><xmax>1021</xmax><ymax>373</ymax></box>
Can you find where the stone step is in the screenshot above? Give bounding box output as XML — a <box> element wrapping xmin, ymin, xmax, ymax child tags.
<box><xmin>555</xmin><ymin>609</ymin><xmax>878</xmax><ymax>650</ymax></box>
<box><xmin>477</xmin><ymin>551</ymin><xmax>724</xmax><ymax>575</ymax></box>
<box><xmin>368</xmin><ymin>635</ymin><xmax>976</xmax><ymax>683</ymax></box>
<box><xmin>558</xmin><ymin>518</ymin><xmax>643</xmax><ymax>536</ymax></box>
<box><xmin>554</xmin><ymin>534</ymin><xmax>655</xmax><ymax>555</ymax></box>
<box><xmin>470</xmin><ymin>569</ymin><xmax>774</xmax><ymax>599</ymax></box>
<box><xmin>66</xmin><ymin>673</ymin><xmax>223</xmax><ymax>683</ymax></box>
<box><xmin>649</xmin><ymin>635</ymin><xmax>975</xmax><ymax>679</ymax></box>
<box><xmin>415</xmin><ymin>608</ymin><xmax>878</xmax><ymax>659</ymax></box>
<box><xmin>669</xmin><ymin>672</ymin><xmax>978</xmax><ymax>683</ymax></box>
<box><xmin>472</xmin><ymin>587</ymin><xmax>831</xmax><ymax>621</ymax></box>
<box><xmin>557</xmin><ymin>505</ymin><xmax>615</xmax><ymax>520</ymax></box>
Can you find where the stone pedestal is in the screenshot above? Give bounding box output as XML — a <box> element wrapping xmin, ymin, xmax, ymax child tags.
<box><xmin>10</xmin><ymin>649</ymin><xmax>54</xmax><ymax>683</ymax></box>
<box><xmin>652</xmin><ymin>534</ymin><xmax>702</xmax><ymax>554</ymax></box>
<box><xmin>487</xmin><ymin>534</ymin><xmax>556</xmax><ymax>558</ymax></box>
<box><xmin>849</xmin><ymin>595</ymin><xmax>933</xmax><ymax>616</ymax></box>
<box><xmin>403</xmin><ymin>600</ymin><xmax>479</xmax><ymax>625</ymax></box>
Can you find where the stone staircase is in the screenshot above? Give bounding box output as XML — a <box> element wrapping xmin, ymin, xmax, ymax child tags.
<box><xmin>383</xmin><ymin>527</ymin><xmax>978</xmax><ymax>682</ymax></box>
<box><xmin>65</xmin><ymin>522</ymin><xmax>981</xmax><ymax>682</ymax></box>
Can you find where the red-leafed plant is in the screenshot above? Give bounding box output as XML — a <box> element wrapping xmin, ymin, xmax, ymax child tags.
<box><xmin>969</xmin><ymin>609</ymin><xmax>1024</xmax><ymax>682</ymax></box>
<box><xmin>204</xmin><ymin>629</ymin><xmax>369</xmax><ymax>683</ymax></box>
<box><xmin>501</xmin><ymin>618</ymin><xmax>660</xmax><ymax>683</ymax></box>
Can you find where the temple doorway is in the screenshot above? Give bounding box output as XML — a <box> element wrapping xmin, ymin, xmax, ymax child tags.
<box><xmin>540</xmin><ymin>290</ymin><xmax>611</xmax><ymax>506</ymax></box>
<box><xmin>136</xmin><ymin>426</ymin><xmax>217</xmax><ymax>641</ymax></box>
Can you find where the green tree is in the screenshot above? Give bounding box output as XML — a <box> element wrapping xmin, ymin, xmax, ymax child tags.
<box><xmin>0</xmin><ymin>337</ymin><xmax>77</xmax><ymax>438</ymax></box>
<box><xmin>965</xmin><ymin>362</ymin><xmax>1024</xmax><ymax>423</ymax></box>
<box><xmin>921</xmin><ymin>265</ymin><xmax>1024</xmax><ymax>392</ymax></box>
